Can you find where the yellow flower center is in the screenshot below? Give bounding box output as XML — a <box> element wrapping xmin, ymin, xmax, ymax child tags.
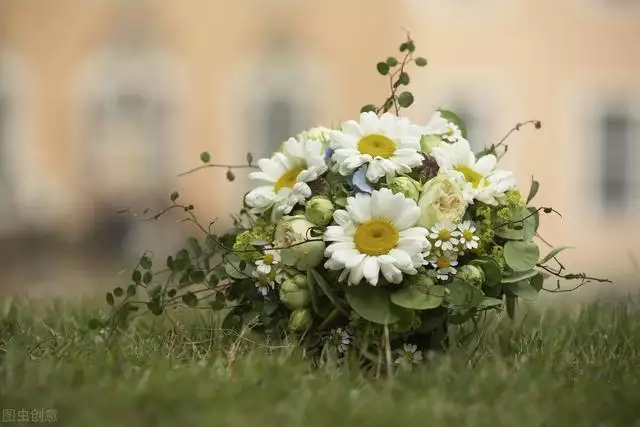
<box><xmin>438</xmin><ymin>229</ymin><xmax>452</xmax><ymax>241</ymax></box>
<box><xmin>446</xmin><ymin>128</ymin><xmax>454</xmax><ymax>136</ymax></box>
<box><xmin>357</xmin><ymin>134</ymin><xmax>396</xmax><ymax>158</ymax></box>
<box><xmin>454</xmin><ymin>165</ymin><xmax>484</xmax><ymax>188</ymax></box>
<box><xmin>274</xmin><ymin>166</ymin><xmax>305</xmax><ymax>192</ymax></box>
<box><xmin>263</xmin><ymin>253</ymin><xmax>275</xmax><ymax>265</ymax></box>
<box><xmin>436</xmin><ymin>256</ymin><xmax>451</xmax><ymax>269</ymax></box>
<box><xmin>463</xmin><ymin>229</ymin><xmax>474</xmax><ymax>240</ymax></box>
<box><xmin>354</xmin><ymin>219</ymin><xmax>399</xmax><ymax>256</ymax></box>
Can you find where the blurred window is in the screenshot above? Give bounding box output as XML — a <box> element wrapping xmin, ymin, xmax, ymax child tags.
<box><xmin>599</xmin><ymin>107</ymin><xmax>637</xmax><ymax>210</ymax></box>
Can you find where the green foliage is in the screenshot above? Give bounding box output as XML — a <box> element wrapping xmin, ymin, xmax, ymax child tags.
<box><xmin>360</xmin><ymin>104</ymin><xmax>377</xmax><ymax>114</ymax></box>
<box><xmin>200</xmin><ymin>151</ymin><xmax>211</xmax><ymax>163</ymax></box>
<box><xmin>504</xmin><ymin>241</ymin><xmax>540</xmax><ymax>272</ymax></box>
<box><xmin>391</xmin><ymin>282</ymin><xmax>444</xmax><ymax>310</ymax></box>
<box><xmin>539</xmin><ymin>246</ymin><xmax>573</xmax><ymax>265</ymax></box>
<box><xmin>386</xmin><ymin>56</ymin><xmax>398</xmax><ymax>67</ymax></box>
<box><xmin>438</xmin><ymin>109</ymin><xmax>468</xmax><ymax>139</ymax></box>
<box><xmin>397</xmin><ymin>91</ymin><xmax>414</xmax><ymax>108</ymax></box>
<box><xmin>346</xmin><ymin>286</ymin><xmax>403</xmax><ymax>325</ymax></box>
<box><xmin>527</xmin><ymin>177</ymin><xmax>539</xmax><ymax>204</ymax></box>
<box><xmin>376</xmin><ymin>62</ymin><xmax>390</xmax><ymax>75</ymax></box>
<box><xmin>415</xmin><ymin>56</ymin><xmax>428</xmax><ymax>66</ymax></box>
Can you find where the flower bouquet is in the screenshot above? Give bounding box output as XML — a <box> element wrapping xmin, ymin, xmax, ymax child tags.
<box><xmin>101</xmin><ymin>36</ymin><xmax>608</xmax><ymax>368</ymax></box>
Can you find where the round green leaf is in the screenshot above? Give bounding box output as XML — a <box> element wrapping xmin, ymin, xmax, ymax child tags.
<box><xmin>376</xmin><ymin>62</ymin><xmax>390</xmax><ymax>75</ymax></box>
<box><xmin>447</xmin><ymin>279</ymin><xmax>484</xmax><ymax>307</ymax></box>
<box><xmin>200</xmin><ymin>151</ymin><xmax>211</xmax><ymax>163</ymax></box>
<box><xmin>398</xmin><ymin>72</ymin><xmax>410</xmax><ymax>86</ymax></box>
<box><xmin>226</xmin><ymin>169</ymin><xmax>235</xmax><ymax>181</ymax></box>
<box><xmin>346</xmin><ymin>286</ymin><xmax>403</xmax><ymax>325</ymax></box>
<box><xmin>504</xmin><ymin>241</ymin><xmax>540</xmax><ymax>272</ymax></box>
<box><xmin>182</xmin><ymin>291</ymin><xmax>199</xmax><ymax>307</ymax></box>
<box><xmin>501</xmin><ymin>269</ymin><xmax>539</xmax><ymax>283</ymax></box>
<box><xmin>415</xmin><ymin>57</ymin><xmax>428</xmax><ymax>67</ymax></box>
<box><xmin>391</xmin><ymin>285</ymin><xmax>445</xmax><ymax>310</ymax></box>
<box><xmin>479</xmin><ymin>297</ymin><xmax>503</xmax><ymax>308</ymax></box>
<box><xmin>530</xmin><ymin>273</ymin><xmax>544</xmax><ymax>292</ymax></box>
<box><xmin>504</xmin><ymin>280</ymin><xmax>538</xmax><ymax>301</ymax></box>
<box><xmin>386</xmin><ymin>56</ymin><xmax>398</xmax><ymax>67</ymax></box>
<box><xmin>398</xmin><ymin>92</ymin><xmax>414</xmax><ymax>108</ymax></box>
<box><xmin>360</xmin><ymin>104</ymin><xmax>377</xmax><ymax>114</ymax></box>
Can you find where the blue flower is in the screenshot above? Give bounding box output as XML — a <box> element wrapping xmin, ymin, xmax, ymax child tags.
<box><xmin>324</xmin><ymin>148</ymin><xmax>333</xmax><ymax>163</ymax></box>
<box><xmin>351</xmin><ymin>166</ymin><xmax>373</xmax><ymax>194</ymax></box>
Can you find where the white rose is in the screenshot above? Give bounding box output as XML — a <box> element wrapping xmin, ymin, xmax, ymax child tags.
<box><xmin>274</xmin><ymin>215</ymin><xmax>326</xmax><ymax>271</ymax></box>
<box><xmin>417</xmin><ymin>174</ymin><xmax>468</xmax><ymax>229</ymax></box>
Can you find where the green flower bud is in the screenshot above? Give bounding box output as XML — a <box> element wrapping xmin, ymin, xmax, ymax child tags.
<box><xmin>274</xmin><ymin>215</ymin><xmax>325</xmax><ymax>271</ymax></box>
<box><xmin>288</xmin><ymin>308</ymin><xmax>313</xmax><ymax>332</ymax></box>
<box><xmin>388</xmin><ymin>176</ymin><xmax>422</xmax><ymax>201</ymax></box>
<box><xmin>305</xmin><ymin>196</ymin><xmax>335</xmax><ymax>226</ymax></box>
<box><xmin>456</xmin><ymin>265</ymin><xmax>485</xmax><ymax>287</ymax></box>
<box><xmin>279</xmin><ymin>279</ymin><xmax>310</xmax><ymax>310</ymax></box>
<box><xmin>420</xmin><ymin>134</ymin><xmax>446</xmax><ymax>155</ymax></box>
<box><xmin>293</xmin><ymin>274</ymin><xmax>309</xmax><ymax>288</ymax></box>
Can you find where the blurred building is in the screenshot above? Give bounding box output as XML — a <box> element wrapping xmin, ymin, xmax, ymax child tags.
<box><xmin>0</xmin><ymin>0</ymin><xmax>638</xmax><ymax>295</ymax></box>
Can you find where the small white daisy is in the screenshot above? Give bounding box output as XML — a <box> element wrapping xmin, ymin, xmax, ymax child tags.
<box><xmin>430</xmin><ymin>251</ymin><xmax>459</xmax><ymax>281</ymax></box>
<box><xmin>245</xmin><ymin>137</ymin><xmax>328</xmax><ymax>220</ymax></box>
<box><xmin>253</xmin><ymin>248</ymin><xmax>280</xmax><ymax>296</ymax></box>
<box><xmin>457</xmin><ymin>221</ymin><xmax>480</xmax><ymax>251</ymax></box>
<box><xmin>394</xmin><ymin>343</ymin><xmax>423</xmax><ymax>365</ymax></box>
<box><xmin>441</xmin><ymin>121</ymin><xmax>463</xmax><ymax>143</ymax></box>
<box><xmin>323</xmin><ymin>188</ymin><xmax>431</xmax><ymax>286</ymax></box>
<box><xmin>429</xmin><ymin>222</ymin><xmax>461</xmax><ymax>252</ymax></box>
<box><xmin>329</xmin><ymin>112</ymin><xmax>424</xmax><ymax>183</ymax></box>
<box><xmin>328</xmin><ymin>327</ymin><xmax>353</xmax><ymax>353</ymax></box>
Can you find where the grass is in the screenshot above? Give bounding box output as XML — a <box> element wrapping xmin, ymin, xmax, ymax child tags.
<box><xmin>1</xmin><ymin>298</ymin><xmax>640</xmax><ymax>427</ymax></box>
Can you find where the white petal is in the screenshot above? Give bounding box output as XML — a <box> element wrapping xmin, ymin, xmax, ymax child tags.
<box><xmin>362</xmin><ymin>256</ymin><xmax>380</xmax><ymax>286</ymax></box>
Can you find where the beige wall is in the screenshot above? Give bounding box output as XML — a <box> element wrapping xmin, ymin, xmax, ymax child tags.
<box><xmin>0</xmin><ymin>0</ymin><xmax>639</xmax><ymax>294</ymax></box>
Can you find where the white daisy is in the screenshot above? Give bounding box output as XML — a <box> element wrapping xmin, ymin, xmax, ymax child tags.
<box><xmin>430</xmin><ymin>251</ymin><xmax>459</xmax><ymax>281</ymax></box>
<box><xmin>253</xmin><ymin>248</ymin><xmax>280</xmax><ymax>296</ymax></box>
<box><xmin>323</xmin><ymin>188</ymin><xmax>431</xmax><ymax>286</ymax></box>
<box><xmin>429</xmin><ymin>222</ymin><xmax>461</xmax><ymax>252</ymax></box>
<box><xmin>329</xmin><ymin>112</ymin><xmax>424</xmax><ymax>183</ymax></box>
<box><xmin>328</xmin><ymin>327</ymin><xmax>353</xmax><ymax>353</ymax></box>
<box><xmin>245</xmin><ymin>137</ymin><xmax>328</xmax><ymax>220</ymax></box>
<box><xmin>432</xmin><ymin>138</ymin><xmax>516</xmax><ymax>205</ymax></box>
<box><xmin>394</xmin><ymin>343</ymin><xmax>424</xmax><ymax>365</ymax></box>
<box><xmin>457</xmin><ymin>221</ymin><xmax>480</xmax><ymax>251</ymax></box>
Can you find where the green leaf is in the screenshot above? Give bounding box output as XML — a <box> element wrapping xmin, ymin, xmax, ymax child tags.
<box><xmin>346</xmin><ymin>286</ymin><xmax>403</xmax><ymax>325</ymax></box>
<box><xmin>309</xmin><ymin>270</ymin><xmax>348</xmax><ymax>315</ymax></box>
<box><xmin>376</xmin><ymin>62</ymin><xmax>390</xmax><ymax>75</ymax></box>
<box><xmin>106</xmin><ymin>292</ymin><xmax>114</xmax><ymax>306</ymax></box>
<box><xmin>438</xmin><ymin>109</ymin><xmax>468</xmax><ymax>139</ymax></box>
<box><xmin>527</xmin><ymin>177</ymin><xmax>540</xmax><ymax>204</ymax></box>
<box><xmin>306</xmin><ymin>270</ymin><xmax>320</xmax><ymax>315</ymax></box>
<box><xmin>360</xmin><ymin>104</ymin><xmax>377</xmax><ymax>114</ymax></box>
<box><xmin>398</xmin><ymin>72</ymin><xmax>410</xmax><ymax>86</ymax></box>
<box><xmin>88</xmin><ymin>318</ymin><xmax>101</xmax><ymax>330</ymax></box>
<box><xmin>113</xmin><ymin>287</ymin><xmax>123</xmax><ymax>298</ymax></box>
<box><xmin>530</xmin><ymin>273</ymin><xmax>544</xmax><ymax>292</ymax></box>
<box><xmin>504</xmin><ymin>280</ymin><xmax>539</xmax><ymax>301</ymax></box>
<box><xmin>501</xmin><ymin>269</ymin><xmax>539</xmax><ymax>283</ymax></box>
<box><xmin>170</xmin><ymin>191</ymin><xmax>179</xmax><ymax>202</ymax></box>
<box><xmin>187</xmin><ymin>237</ymin><xmax>202</xmax><ymax>257</ymax></box>
<box><xmin>399</xmin><ymin>40</ymin><xmax>415</xmax><ymax>53</ymax></box>
<box><xmin>391</xmin><ymin>284</ymin><xmax>444</xmax><ymax>310</ymax></box>
<box><xmin>279</xmin><ymin>249</ymin><xmax>299</xmax><ymax>267</ymax></box>
<box><xmin>447</xmin><ymin>279</ymin><xmax>484</xmax><ymax>307</ymax></box>
<box><xmin>386</xmin><ymin>56</ymin><xmax>398</xmax><ymax>67</ymax></box>
<box><xmin>539</xmin><ymin>246</ymin><xmax>573</xmax><ymax>265</ymax></box>
<box><xmin>147</xmin><ymin>300</ymin><xmax>163</xmax><ymax>315</ymax></box>
<box><xmin>131</xmin><ymin>270</ymin><xmax>142</xmax><ymax>284</ymax></box>
<box><xmin>126</xmin><ymin>285</ymin><xmax>136</xmax><ymax>297</ymax></box>
<box><xmin>398</xmin><ymin>92</ymin><xmax>414</xmax><ymax>108</ymax></box>
<box><xmin>504</xmin><ymin>241</ymin><xmax>540</xmax><ymax>272</ymax></box>
<box><xmin>494</xmin><ymin>207</ymin><xmax>538</xmax><ymax>241</ymax></box>
<box><xmin>224</xmin><ymin>254</ymin><xmax>251</xmax><ymax>279</ymax></box>
<box><xmin>478</xmin><ymin>297</ymin><xmax>503</xmax><ymax>308</ymax></box>
<box><xmin>246</xmin><ymin>152</ymin><xmax>253</xmax><ymax>165</ymax></box>
<box><xmin>140</xmin><ymin>256</ymin><xmax>152</xmax><ymax>270</ymax></box>
<box><xmin>470</xmin><ymin>258</ymin><xmax>502</xmax><ymax>287</ymax></box>
<box><xmin>226</xmin><ymin>169</ymin><xmax>235</xmax><ymax>182</ymax></box>
<box><xmin>415</xmin><ymin>57</ymin><xmax>428</xmax><ymax>66</ymax></box>
<box><xmin>200</xmin><ymin>151</ymin><xmax>211</xmax><ymax>163</ymax></box>
<box><xmin>190</xmin><ymin>270</ymin><xmax>205</xmax><ymax>284</ymax></box>
<box><xmin>142</xmin><ymin>271</ymin><xmax>153</xmax><ymax>285</ymax></box>
<box><xmin>182</xmin><ymin>291</ymin><xmax>198</xmax><ymax>307</ymax></box>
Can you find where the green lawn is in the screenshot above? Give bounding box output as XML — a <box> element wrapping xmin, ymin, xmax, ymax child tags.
<box><xmin>1</xmin><ymin>298</ymin><xmax>639</xmax><ymax>427</ymax></box>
